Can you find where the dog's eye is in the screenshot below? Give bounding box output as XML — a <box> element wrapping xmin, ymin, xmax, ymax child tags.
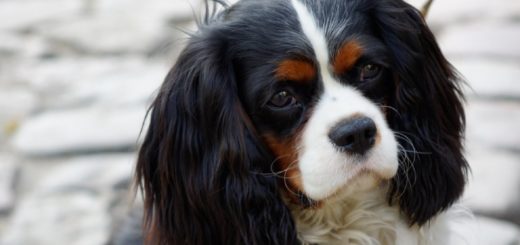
<box><xmin>268</xmin><ymin>90</ymin><xmax>297</xmax><ymax>108</ymax></box>
<box><xmin>360</xmin><ymin>64</ymin><xmax>381</xmax><ymax>81</ymax></box>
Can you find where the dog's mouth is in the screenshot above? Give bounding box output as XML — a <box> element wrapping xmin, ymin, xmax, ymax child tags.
<box><xmin>293</xmin><ymin>167</ymin><xmax>395</xmax><ymax>208</ymax></box>
<box><xmin>331</xmin><ymin>169</ymin><xmax>392</xmax><ymax>201</ymax></box>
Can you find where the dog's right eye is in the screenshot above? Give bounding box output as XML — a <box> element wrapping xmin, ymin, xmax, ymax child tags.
<box><xmin>268</xmin><ymin>90</ymin><xmax>297</xmax><ymax>108</ymax></box>
<box><xmin>360</xmin><ymin>63</ymin><xmax>382</xmax><ymax>81</ymax></box>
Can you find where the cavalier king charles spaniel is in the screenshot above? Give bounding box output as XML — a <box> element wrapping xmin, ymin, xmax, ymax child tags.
<box><xmin>135</xmin><ymin>0</ymin><xmax>469</xmax><ymax>244</ymax></box>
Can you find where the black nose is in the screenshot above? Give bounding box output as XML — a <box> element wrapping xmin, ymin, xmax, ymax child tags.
<box><xmin>328</xmin><ymin>117</ymin><xmax>377</xmax><ymax>155</ymax></box>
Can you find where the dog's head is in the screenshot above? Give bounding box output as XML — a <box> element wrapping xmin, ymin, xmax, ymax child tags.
<box><xmin>136</xmin><ymin>0</ymin><xmax>468</xmax><ymax>244</ymax></box>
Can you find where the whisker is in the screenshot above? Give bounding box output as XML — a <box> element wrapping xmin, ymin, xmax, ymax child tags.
<box><xmin>283</xmin><ymin>168</ymin><xmax>300</xmax><ymax>197</ymax></box>
<box><xmin>392</xmin><ymin>132</ymin><xmax>420</xmax><ymax>198</ymax></box>
<box><xmin>253</xmin><ymin>154</ymin><xmax>303</xmax><ymax>180</ymax></box>
<box><xmin>378</xmin><ymin>105</ymin><xmax>400</xmax><ymax>116</ymax></box>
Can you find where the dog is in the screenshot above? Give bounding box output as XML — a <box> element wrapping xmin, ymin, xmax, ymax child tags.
<box><xmin>135</xmin><ymin>0</ymin><xmax>469</xmax><ymax>244</ymax></box>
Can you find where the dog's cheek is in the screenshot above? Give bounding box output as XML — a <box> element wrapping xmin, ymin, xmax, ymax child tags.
<box><xmin>262</xmin><ymin>133</ymin><xmax>304</xmax><ymax>198</ymax></box>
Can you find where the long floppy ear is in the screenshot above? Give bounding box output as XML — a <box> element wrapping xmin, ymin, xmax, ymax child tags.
<box><xmin>374</xmin><ymin>0</ymin><xmax>469</xmax><ymax>225</ymax></box>
<box><xmin>135</xmin><ymin>27</ymin><xmax>299</xmax><ymax>244</ymax></box>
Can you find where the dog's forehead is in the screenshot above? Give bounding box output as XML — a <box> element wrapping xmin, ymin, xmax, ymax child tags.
<box><xmin>298</xmin><ymin>0</ymin><xmax>375</xmax><ymax>51</ymax></box>
<box><xmin>229</xmin><ymin>0</ymin><xmax>369</xmax><ymax>59</ymax></box>
<box><xmin>295</xmin><ymin>0</ymin><xmax>363</xmax><ymax>26</ymax></box>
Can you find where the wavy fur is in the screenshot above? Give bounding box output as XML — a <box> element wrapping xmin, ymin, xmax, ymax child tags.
<box><xmin>373</xmin><ymin>0</ymin><xmax>468</xmax><ymax>225</ymax></box>
<box><xmin>135</xmin><ymin>0</ymin><xmax>468</xmax><ymax>244</ymax></box>
<box><xmin>136</xmin><ymin>25</ymin><xmax>299</xmax><ymax>245</ymax></box>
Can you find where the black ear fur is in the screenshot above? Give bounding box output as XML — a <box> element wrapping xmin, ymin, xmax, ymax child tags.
<box><xmin>135</xmin><ymin>27</ymin><xmax>299</xmax><ymax>245</ymax></box>
<box><xmin>374</xmin><ymin>0</ymin><xmax>469</xmax><ymax>225</ymax></box>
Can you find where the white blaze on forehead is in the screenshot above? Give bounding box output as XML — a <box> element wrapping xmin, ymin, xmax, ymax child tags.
<box><xmin>290</xmin><ymin>0</ymin><xmax>335</xmax><ymax>86</ymax></box>
<box><xmin>290</xmin><ymin>0</ymin><xmax>347</xmax><ymax>93</ymax></box>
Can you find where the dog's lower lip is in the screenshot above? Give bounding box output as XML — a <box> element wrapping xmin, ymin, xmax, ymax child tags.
<box><xmin>356</xmin><ymin>162</ymin><xmax>397</xmax><ymax>181</ymax></box>
<box><xmin>306</xmin><ymin>165</ymin><xmax>394</xmax><ymax>202</ymax></box>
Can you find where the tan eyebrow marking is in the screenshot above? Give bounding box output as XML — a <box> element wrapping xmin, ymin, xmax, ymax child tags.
<box><xmin>275</xmin><ymin>59</ymin><xmax>316</xmax><ymax>83</ymax></box>
<box><xmin>333</xmin><ymin>41</ymin><xmax>363</xmax><ymax>75</ymax></box>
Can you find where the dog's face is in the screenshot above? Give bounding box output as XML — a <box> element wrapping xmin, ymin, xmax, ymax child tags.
<box><xmin>233</xmin><ymin>0</ymin><xmax>398</xmax><ymax>202</ymax></box>
<box><xmin>136</xmin><ymin>0</ymin><xmax>468</xmax><ymax>243</ymax></box>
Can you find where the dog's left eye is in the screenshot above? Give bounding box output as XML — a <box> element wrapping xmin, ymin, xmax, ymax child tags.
<box><xmin>268</xmin><ymin>90</ymin><xmax>297</xmax><ymax>108</ymax></box>
<box><xmin>360</xmin><ymin>64</ymin><xmax>382</xmax><ymax>81</ymax></box>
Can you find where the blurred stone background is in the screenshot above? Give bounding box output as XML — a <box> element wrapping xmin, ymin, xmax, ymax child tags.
<box><xmin>0</xmin><ymin>0</ymin><xmax>518</xmax><ymax>244</ymax></box>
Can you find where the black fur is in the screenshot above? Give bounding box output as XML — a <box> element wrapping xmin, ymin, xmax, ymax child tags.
<box><xmin>373</xmin><ymin>0</ymin><xmax>469</xmax><ymax>225</ymax></box>
<box><xmin>135</xmin><ymin>0</ymin><xmax>468</xmax><ymax>244</ymax></box>
<box><xmin>135</xmin><ymin>12</ymin><xmax>299</xmax><ymax>245</ymax></box>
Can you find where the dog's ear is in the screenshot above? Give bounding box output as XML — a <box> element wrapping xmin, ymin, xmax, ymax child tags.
<box><xmin>135</xmin><ymin>27</ymin><xmax>298</xmax><ymax>244</ymax></box>
<box><xmin>374</xmin><ymin>0</ymin><xmax>469</xmax><ymax>225</ymax></box>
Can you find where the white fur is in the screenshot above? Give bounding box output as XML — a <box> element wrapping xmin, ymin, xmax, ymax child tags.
<box><xmin>287</xmin><ymin>1</ymin><xmax>471</xmax><ymax>244</ymax></box>
<box><xmin>290</xmin><ymin>0</ymin><xmax>398</xmax><ymax>203</ymax></box>
<box><xmin>288</xmin><ymin>187</ymin><xmax>474</xmax><ymax>245</ymax></box>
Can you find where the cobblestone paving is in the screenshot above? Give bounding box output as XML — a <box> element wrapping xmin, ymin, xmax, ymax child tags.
<box><xmin>0</xmin><ymin>0</ymin><xmax>519</xmax><ymax>244</ymax></box>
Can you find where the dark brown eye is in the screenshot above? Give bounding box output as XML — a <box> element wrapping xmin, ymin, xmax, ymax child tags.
<box><xmin>360</xmin><ymin>64</ymin><xmax>381</xmax><ymax>81</ymax></box>
<box><xmin>268</xmin><ymin>90</ymin><xmax>297</xmax><ymax>108</ymax></box>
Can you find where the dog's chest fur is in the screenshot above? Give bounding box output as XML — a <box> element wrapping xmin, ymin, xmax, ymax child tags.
<box><xmin>287</xmin><ymin>188</ymin><xmax>456</xmax><ymax>245</ymax></box>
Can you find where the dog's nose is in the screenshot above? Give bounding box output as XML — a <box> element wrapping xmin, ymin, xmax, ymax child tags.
<box><xmin>328</xmin><ymin>117</ymin><xmax>377</xmax><ymax>155</ymax></box>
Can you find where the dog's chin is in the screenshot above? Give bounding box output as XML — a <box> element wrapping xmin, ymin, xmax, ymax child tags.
<box><xmin>304</xmin><ymin>169</ymin><xmax>395</xmax><ymax>207</ymax></box>
<box><xmin>331</xmin><ymin>171</ymin><xmax>390</xmax><ymax>203</ymax></box>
